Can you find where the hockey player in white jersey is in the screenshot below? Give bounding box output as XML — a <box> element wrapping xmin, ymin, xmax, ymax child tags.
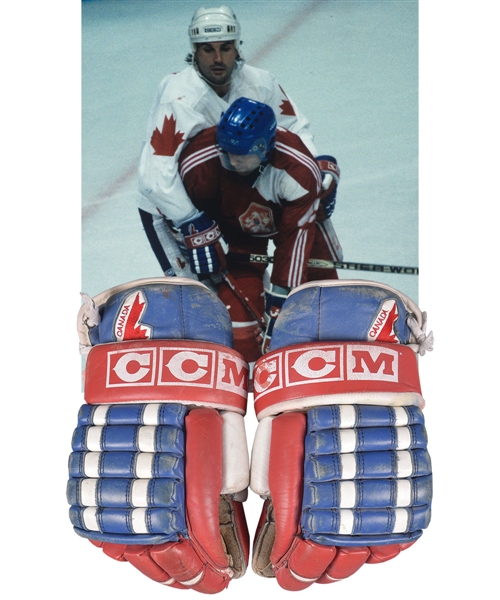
<box><xmin>137</xmin><ymin>5</ymin><xmax>339</xmax><ymax>278</ymax></box>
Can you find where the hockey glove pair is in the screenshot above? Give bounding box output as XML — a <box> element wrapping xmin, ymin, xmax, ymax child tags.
<box><xmin>68</xmin><ymin>277</ymin><xmax>433</xmax><ymax>592</ymax></box>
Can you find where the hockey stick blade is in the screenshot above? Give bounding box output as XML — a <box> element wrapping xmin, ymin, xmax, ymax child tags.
<box><xmin>226</xmin><ymin>252</ymin><xmax>419</xmax><ymax>275</ymax></box>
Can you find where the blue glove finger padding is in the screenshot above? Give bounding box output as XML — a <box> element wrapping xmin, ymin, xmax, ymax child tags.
<box><xmin>179</xmin><ymin>212</ymin><xmax>224</xmax><ymax>274</ymax></box>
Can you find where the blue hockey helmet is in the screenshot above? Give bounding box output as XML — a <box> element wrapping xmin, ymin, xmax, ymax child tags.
<box><xmin>217</xmin><ymin>97</ymin><xmax>277</xmax><ymax>161</ymax></box>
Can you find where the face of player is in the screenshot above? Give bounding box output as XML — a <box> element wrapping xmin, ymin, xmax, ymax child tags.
<box><xmin>194</xmin><ymin>41</ymin><xmax>238</xmax><ymax>93</ymax></box>
<box><xmin>227</xmin><ymin>152</ymin><xmax>262</xmax><ymax>175</ymax></box>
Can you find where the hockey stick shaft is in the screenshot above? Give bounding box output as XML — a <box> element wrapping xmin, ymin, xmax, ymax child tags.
<box><xmin>226</xmin><ymin>252</ymin><xmax>419</xmax><ymax>275</ymax></box>
<box><xmin>220</xmin><ymin>270</ymin><xmax>266</xmax><ymax>332</ymax></box>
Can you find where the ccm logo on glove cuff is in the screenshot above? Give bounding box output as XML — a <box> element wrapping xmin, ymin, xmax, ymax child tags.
<box><xmin>253</xmin><ymin>342</ymin><xmax>423</xmax><ymax>419</ymax></box>
<box><xmin>184</xmin><ymin>223</ymin><xmax>222</xmax><ymax>249</ymax></box>
<box><xmin>85</xmin><ymin>339</ymin><xmax>248</xmax><ymax>413</ymax></box>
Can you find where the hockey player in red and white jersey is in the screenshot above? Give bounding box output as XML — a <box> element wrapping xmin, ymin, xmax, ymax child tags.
<box><xmin>137</xmin><ymin>5</ymin><xmax>339</xmax><ymax>278</ymax></box>
<box><xmin>175</xmin><ymin>97</ymin><xmax>340</xmax><ymax>364</ymax></box>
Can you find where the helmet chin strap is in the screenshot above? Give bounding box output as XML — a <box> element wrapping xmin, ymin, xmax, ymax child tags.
<box><xmin>259</xmin><ymin>161</ymin><xmax>270</xmax><ymax>173</ymax></box>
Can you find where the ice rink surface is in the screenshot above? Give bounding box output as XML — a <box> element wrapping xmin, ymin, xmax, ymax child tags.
<box><xmin>1</xmin><ymin>1</ymin><xmax>499</xmax><ymax>599</ymax></box>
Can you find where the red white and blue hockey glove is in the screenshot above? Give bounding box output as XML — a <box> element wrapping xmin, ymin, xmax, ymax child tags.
<box><xmin>178</xmin><ymin>212</ymin><xmax>226</xmax><ymax>274</ymax></box>
<box><xmin>69</xmin><ymin>277</ymin><xmax>250</xmax><ymax>593</ymax></box>
<box><xmin>262</xmin><ymin>286</ymin><xmax>289</xmax><ymax>354</ymax></box>
<box><xmin>315</xmin><ymin>155</ymin><xmax>340</xmax><ymax>221</ymax></box>
<box><xmin>250</xmin><ymin>280</ymin><xmax>433</xmax><ymax>590</ymax></box>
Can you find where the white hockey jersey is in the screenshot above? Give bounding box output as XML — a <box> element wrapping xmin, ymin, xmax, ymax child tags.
<box><xmin>137</xmin><ymin>63</ymin><xmax>317</xmax><ymax>226</ymax></box>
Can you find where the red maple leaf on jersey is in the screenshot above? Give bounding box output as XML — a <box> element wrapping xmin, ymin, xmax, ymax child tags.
<box><xmin>150</xmin><ymin>114</ymin><xmax>185</xmax><ymax>156</ymax></box>
<box><xmin>278</xmin><ymin>86</ymin><xmax>297</xmax><ymax>117</ymax></box>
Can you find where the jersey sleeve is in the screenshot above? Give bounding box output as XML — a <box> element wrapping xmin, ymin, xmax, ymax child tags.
<box><xmin>264</xmin><ymin>75</ymin><xmax>318</xmax><ymax>156</ymax></box>
<box><xmin>271</xmin><ymin>133</ymin><xmax>323</xmax><ymax>289</ymax></box>
<box><xmin>137</xmin><ymin>75</ymin><xmax>213</xmax><ymax>226</ymax></box>
<box><xmin>178</xmin><ymin>127</ymin><xmax>221</xmax><ymax>215</ymax></box>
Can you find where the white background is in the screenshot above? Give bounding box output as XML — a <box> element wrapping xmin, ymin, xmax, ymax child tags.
<box><xmin>1</xmin><ymin>0</ymin><xmax>499</xmax><ymax>597</ymax></box>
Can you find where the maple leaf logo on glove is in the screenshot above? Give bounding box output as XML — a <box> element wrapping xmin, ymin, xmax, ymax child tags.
<box><xmin>150</xmin><ymin>114</ymin><xmax>185</xmax><ymax>156</ymax></box>
<box><xmin>114</xmin><ymin>291</ymin><xmax>152</xmax><ymax>341</ymax></box>
<box><xmin>368</xmin><ymin>300</ymin><xmax>399</xmax><ymax>343</ymax></box>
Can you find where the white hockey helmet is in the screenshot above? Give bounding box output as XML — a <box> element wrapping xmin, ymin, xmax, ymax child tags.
<box><xmin>188</xmin><ymin>6</ymin><xmax>242</xmax><ymax>53</ymax></box>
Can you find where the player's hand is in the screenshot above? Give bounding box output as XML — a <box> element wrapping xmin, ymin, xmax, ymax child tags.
<box><xmin>315</xmin><ymin>155</ymin><xmax>340</xmax><ymax>221</ymax></box>
<box><xmin>262</xmin><ymin>286</ymin><xmax>289</xmax><ymax>354</ymax></box>
<box><xmin>179</xmin><ymin>212</ymin><xmax>226</xmax><ymax>274</ymax></box>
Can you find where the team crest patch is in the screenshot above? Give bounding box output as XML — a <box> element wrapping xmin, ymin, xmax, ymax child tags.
<box><xmin>239</xmin><ymin>202</ymin><xmax>275</xmax><ymax>234</ymax></box>
<box><xmin>114</xmin><ymin>290</ymin><xmax>152</xmax><ymax>341</ymax></box>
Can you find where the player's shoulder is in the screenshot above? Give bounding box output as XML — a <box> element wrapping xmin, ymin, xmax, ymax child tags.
<box><xmin>180</xmin><ymin>125</ymin><xmax>218</xmax><ymax>159</ymax></box>
<box><xmin>156</xmin><ymin>67</ymin><xmax>189</xmax><ymax>90</ymax></box>
<box><xmin>237</xmin><ymin>63</ymin><xmax>278</xmax><ymax>86</ymax></box>
<box><xmin>271</xmin><ymin>128</ymin><xmax>321</xmax><ymax>180</ymax></box>
<box><xmin>159</xmin><ymin>67</ymin><xmax>207</xmax><ymax>103</ymax></box>
<box><xmin>191</xmin><ymin>124</ymin><xmax>218</xmax><ymax>146</ymax></box>
<box><xmin>179</xmin><ymin>125</ymin><xmax>220</xmax><ymax>181</ymax></box>
<box><xmin>274</xmin><ymin>127</ymin><xmax>315</xmax><ymax>159</ymax></box>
